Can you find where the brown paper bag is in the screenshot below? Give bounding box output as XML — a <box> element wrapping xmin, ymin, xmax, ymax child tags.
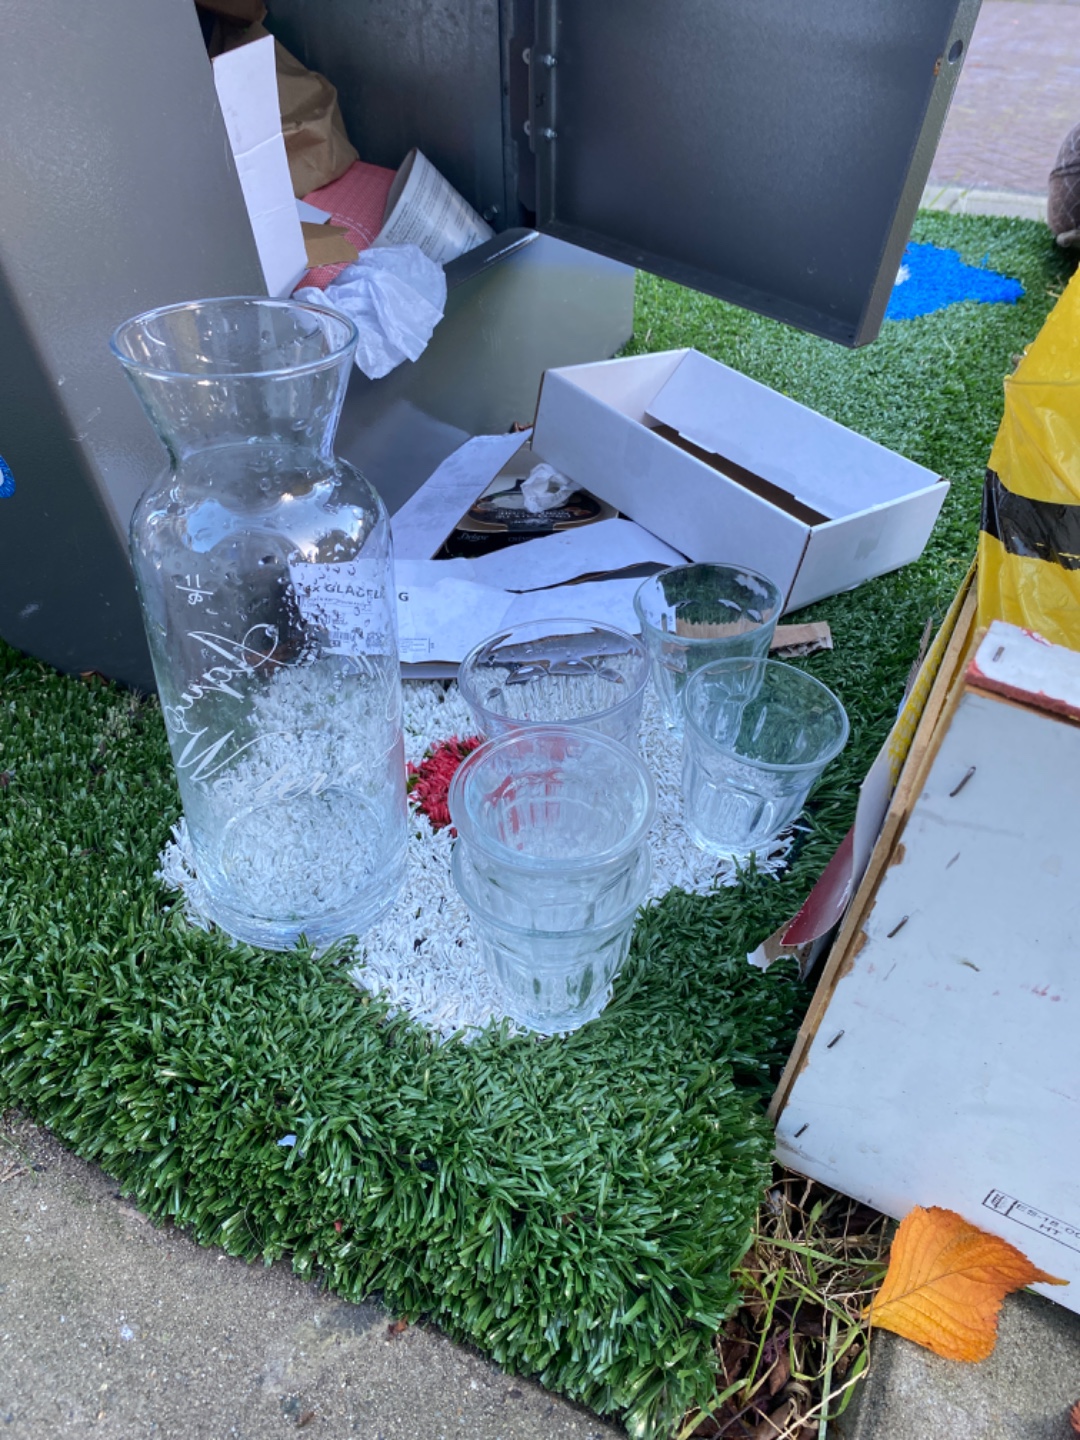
<box><xmin>275</xmin><ymin>41</ymin><xmax>359</xmax><ymax>197</ymax></box>
<box><xmin>224</xmin><ymin>23</ymin><xmax>359</xmax><ymax>197</ymax></box>
<box><xmin>197</xmin><ymin>0</ymin><xmax>266</xmax><ymax>24</ymax></box>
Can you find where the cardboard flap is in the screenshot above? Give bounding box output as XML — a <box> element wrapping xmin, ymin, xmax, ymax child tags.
<box><xmin>212</xmin><ymin>35</ymin><xmax>308</xmax><ymax>296</ymax></box>
<box><xmin>646</xmin><ymin>350</ymin><xmax>941</xmax><ymax>520</ymax></box>
<box><xmin>535</xmin><ymin>350</ymin><xmax>688</xmax><ymax>421</ymax></box>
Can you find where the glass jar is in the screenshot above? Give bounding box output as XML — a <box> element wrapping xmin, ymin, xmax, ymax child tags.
<box><xmin>112</xmin><ymin>297</ymin><xmax>407</xmax><ymax>950</ymax></box>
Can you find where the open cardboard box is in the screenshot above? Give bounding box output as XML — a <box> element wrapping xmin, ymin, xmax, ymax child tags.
<box><xmin>531</xmin><ymin>349</ymin><xmax>947</xmax><ymax>610</ymax></box>
<box><xmin>390</xmin><ymin>345</ymin><xmax>947</xmax><ymax>673</ymax></box>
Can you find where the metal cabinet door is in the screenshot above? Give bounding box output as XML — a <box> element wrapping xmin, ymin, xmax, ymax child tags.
<box><xmin>274</xmin><ymin>0</ymin><xmax>978</xmax><ymax>346</ymax></box>
<box><xmin>522</xmin><ymin>0</ymin><xmax>979</xmax><ymax>345</ymax></box>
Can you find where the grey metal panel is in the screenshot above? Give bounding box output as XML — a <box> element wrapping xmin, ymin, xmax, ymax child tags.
<box><xmin>336</xmin><ymin>230</ymin><xmax>635</xmax><ymax>517</ymax></box>
<box><xmin>530</xmin><ymin>0</ymin><xmax>979</xmax><ymax>346</ymax></box>
<box><xmin>268</xmin><ymin>0</ymin><xmax>511</xmax><ymax>228</ymax></box>
<box><xmin>0</xmin><ymin>278</ymin><xmax>153</xmax><ymax>689</ymax></box>
<box><xmin>0</xmin><ymin>0</ymin><xmax>265</xmax><ymax>689</ymax></box>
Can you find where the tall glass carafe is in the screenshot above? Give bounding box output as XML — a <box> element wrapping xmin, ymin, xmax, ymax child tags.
<box><xmin>112</xmin><ymin>297</ymin><xmax>407</xmax><ymax>950</ymax></box>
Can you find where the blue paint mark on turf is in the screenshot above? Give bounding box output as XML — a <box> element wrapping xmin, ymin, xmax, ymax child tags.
<box><xmin>0</xmin><ymin>455</ymin><xmax>14</xmax><ymax>499</ymax></box>
<box><xmin>887</xmin><ymin>242</ymin><xmax>1024</xmax><ymax>321</ymax></box>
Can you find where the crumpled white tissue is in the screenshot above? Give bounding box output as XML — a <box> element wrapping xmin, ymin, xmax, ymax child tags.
<box><xmin>520</xmin><ymin>462</ymin><xmax>578</xmax><ymax>514</ymax></box>
<box><xmin>295</xmin><ymin>244</ymin><xmax>447</xmax><ymax>380</ymax></box>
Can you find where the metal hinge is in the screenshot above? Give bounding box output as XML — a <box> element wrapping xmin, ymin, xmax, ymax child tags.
<box><xmin>525</xmin><ymin>2</ymin><xmax>557</xmax><ymax>154</ymax></box>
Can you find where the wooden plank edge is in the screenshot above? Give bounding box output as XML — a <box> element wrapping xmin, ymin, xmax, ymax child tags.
<box><xmin>767</xmin><ymin>579</ymin><xmax>981</xmax><ymax>1123</ymax></box>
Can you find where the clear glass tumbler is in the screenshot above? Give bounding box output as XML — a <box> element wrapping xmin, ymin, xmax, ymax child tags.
<box><xmin>457</xmin><ymin>618</ymin><xmax>649</xmax><ymax>749</ymax></box>
<box><xmin>633</xmin><ymin>563</ymin><xmax>783</xmax><ymax>732</ymax></box>
<box><xmin>451</xmin><ymin>843</ymin><xmax>648</xmax><ymax>1035</ymax></box>
<box><xmin>112</xmin><ymin>297</ymin><xmax>408</xmax><ymax>950</ymax></box>
<box><xmin>447</xmin><ymin>726</ymin><xmax>655</xmax><ymax>1031</ymax></box>
<box><xmin>681</xmin><ymin>657</ymin><xmax>848</xmax><ymax>859</ymax></box>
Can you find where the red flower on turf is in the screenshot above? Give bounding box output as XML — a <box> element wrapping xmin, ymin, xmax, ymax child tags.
<box><xmin>407</xmin><ymin>735</ymin><xmax>483</xmax><ymax>831</ymax></box>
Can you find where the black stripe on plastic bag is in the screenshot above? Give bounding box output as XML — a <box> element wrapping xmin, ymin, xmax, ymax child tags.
<box><xmin>981</xmin><ymin>468</ymin><xmax>1080</xmax><ymax>570</ymax></box>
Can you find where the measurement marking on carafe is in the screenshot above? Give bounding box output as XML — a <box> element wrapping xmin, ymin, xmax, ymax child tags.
<box><xmin>176</xmin><ymin>574</ymin><xmax>214</xmax><ymax>605</ymax></box>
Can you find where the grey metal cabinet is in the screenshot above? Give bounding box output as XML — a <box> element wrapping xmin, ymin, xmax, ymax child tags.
<box><xmin>0</xmin><ymin>0</ymin><xmax>978</xmax><ymax>688</ymax></box>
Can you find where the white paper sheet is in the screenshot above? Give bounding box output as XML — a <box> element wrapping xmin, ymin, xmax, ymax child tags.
<box><xmin>390</xmin><ymin>432</ymin><xmax>530</xmax><ymax>560</ymax></box>
<box><xmin>395</xmin><ymin>575</ymin><xmax>510</xmax><ymax>665</ymax></box>
<box><xmin>470</xmin><ymin>518</ymin><xmax>685</xmax><ymax>591</ymax></box>
<box><xmin>391</xmin><ymin>437</ymin><xmax>686</xmax><ymax>671</ymax></box>
<box><xmin>503</xmin><ymin>578</ymin><xmax>643</xmax><ymax>632</ymax></box>
<box><xmin>394</xmin><ymin>567</ymin><xmax>645</xmax><ymax>666</ymax></box>
<box><xmin>296</xmin><ymin>198</ymin><xmax>332</xmax><ymax>224</ymax></box>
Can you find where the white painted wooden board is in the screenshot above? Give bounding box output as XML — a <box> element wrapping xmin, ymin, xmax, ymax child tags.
<box><xmin>776</xmin><ymin>686</ymin><xmax>1080</xmax><ymax>1309</ymax></box>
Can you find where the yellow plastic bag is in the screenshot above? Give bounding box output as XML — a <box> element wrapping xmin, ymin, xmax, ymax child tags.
<box><xmin>978</xmin><ymin>265</ymin><xmax>1080</xmax><ymax>649</ymax></box>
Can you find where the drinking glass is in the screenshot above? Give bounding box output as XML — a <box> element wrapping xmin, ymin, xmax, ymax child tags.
<box><xmin>633</xmin><ymin>563</ymin><xmax>783</xmax><ymax>732</ymax></box>
<box><xmin>457</xmin><ymin>619</ymin><xmax>649</xmax><ymax>749</ymax></box>
<box><xmin>452</xmin><ymin>843</ymin><xmax>648</xmax><ymax>1035</ymax></box>
<box><xmin>448</xmin><ymin>727</ymin><xmax>655</xmax><ymax>1031</ymax></box>
<box><xmin>681</xmin><ymin>657</ymin><xmax>848</xmax><ymax>858</ymax></box>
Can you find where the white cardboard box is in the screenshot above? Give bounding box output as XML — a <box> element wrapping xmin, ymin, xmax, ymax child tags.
<box><xmin>531</xmin><ymin>349</ymin><xmax>948</xmax><ymax>611</ymax></box>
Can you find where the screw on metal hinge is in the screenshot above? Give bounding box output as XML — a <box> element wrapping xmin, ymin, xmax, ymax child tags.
<box><xmin>539</xmin><ymin>127</ymin><xmax>557</xmax><ymax>141</ymax></box>
<box><xmin>523</xmin><ymin>119</ymin><xmax>531</xmax><ymax>137</ymax></box>
<box><xmin>536</xmin><ymin>51</ymin><xmax>557</xmax><ymax>67</ymax></box>
<box><xmin>522</xmin><ymin>46</ymin><xmax>531</xmax><ymax>63</ymax></box>
<box><xmin>482</xmin><ymin>206</ymin><xmax>499</xmax><ymax>222</ymax></box>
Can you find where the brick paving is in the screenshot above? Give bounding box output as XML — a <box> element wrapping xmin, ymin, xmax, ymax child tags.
<box><xmin>929</xmin><ymin>0</ymin><xmax>1080</xmax><ymax>194</ymax></box>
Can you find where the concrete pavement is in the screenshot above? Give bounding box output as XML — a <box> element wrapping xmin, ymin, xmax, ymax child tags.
<box><xmin>0</xmin><ymin>1111</ymin><xmax>620</xmax><ymax>1440</ymax></box>
<box><xmin>836</xmin><ymin>1297</ymin><xmax>1080</xmax><ymax>1440</ymax></box>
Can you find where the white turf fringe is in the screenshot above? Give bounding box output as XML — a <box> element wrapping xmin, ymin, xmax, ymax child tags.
<box><xmin>158</xmin><ymin>682</ymin><xmax>792</xmax><ymax>1040</ymax></box>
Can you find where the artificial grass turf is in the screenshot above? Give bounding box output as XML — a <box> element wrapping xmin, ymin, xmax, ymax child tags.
<box><xmin>0</xmin><ymin>211</ymin><xmax>1072</xmax><ymax>1437</ymax></box>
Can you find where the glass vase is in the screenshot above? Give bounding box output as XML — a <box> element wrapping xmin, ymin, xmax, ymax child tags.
<box><xmin>112</xmin><ymin>296</ymin><xmax>407</xmax><ymax>950</ymax></box>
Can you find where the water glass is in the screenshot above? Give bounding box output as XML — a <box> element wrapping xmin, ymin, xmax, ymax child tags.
<box><xmin>448</xmin><ymin>727</ymin><xmax>655</xmax><ymax>1032</ymax></box>
<box><xmin>681</xmin><ymin>657</ymin><xmax>849</xmax><ymax>858</ymax></box>
<box><xmin>452</xmin><ymin>844</ymin><xmax>648</xmax><ymax>1035</ymax></box>
<box><xmin>457</xmin><ymin>619</ymin><xmax>649</xmax><ymax>749</ymax></box>
<box><xmin>633</xmin><ymin>563</ymin><xmax>783</xmax><ymax>732</ymax></box>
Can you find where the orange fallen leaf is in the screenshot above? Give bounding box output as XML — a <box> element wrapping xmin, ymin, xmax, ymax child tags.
<box><xmin>1069</xmin><ymin>1397</ymin><xmax>1080</xmax><ymax>1435</ymax></box>
<box><xmin>866</xmin><ymin>1205</ymin><xmax>1066</xmax><ymax>1361</ymax></box>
